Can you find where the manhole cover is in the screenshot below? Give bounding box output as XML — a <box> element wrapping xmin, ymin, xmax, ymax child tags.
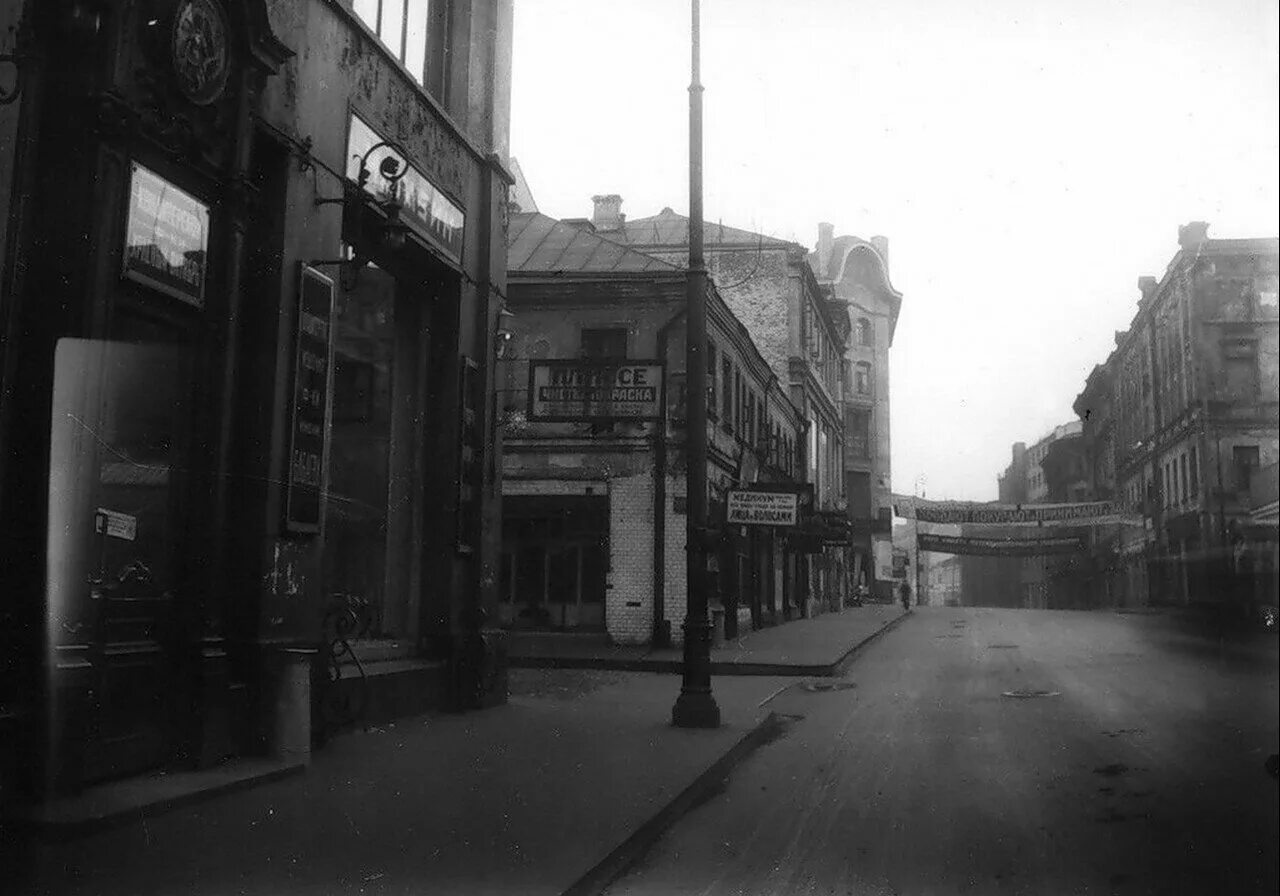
<box><xmin>800</xmin><ymin>681</ymin><xmax>858</xmax><ymax>693</ymax></box>
<box><xmin>987</xmin><ymin>644</ymin><xmax>1019</xmax><ymax>649</ymax></box>
<box><xmin>1002</xmin><ymin>689</ymin><xmax>1060</xmax><ymax>698</ymax></box>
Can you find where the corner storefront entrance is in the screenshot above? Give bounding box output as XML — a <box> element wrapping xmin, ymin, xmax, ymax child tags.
<box><xmin>500</xmin><ymin>496</ymin><xmax>608</xmax><ymax>631</ymax></box>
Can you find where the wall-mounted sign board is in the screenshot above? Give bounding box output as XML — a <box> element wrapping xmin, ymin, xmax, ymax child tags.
<box><xmin>122</xmin><ymin>163</ymin><xmax>209</xmax><ymax>307</ymax></box>
<box><xmin>726</xmin><ymin>489</ymin><xmax>800</xmax><ymax>527</ymax></box>
<box><xmin>346</xmin><ymin>114</ymin><xmax>466</xmax><ymax>265</ymax></box>
<box><xmin>285</xmin><ymin>265</ymin><xmax>336</xmax><ymax>533</ymax></box>
<box><xmin>527</xmin><ymin>360</ymin><xmax>665</xmax><ymax>422</ymax></box>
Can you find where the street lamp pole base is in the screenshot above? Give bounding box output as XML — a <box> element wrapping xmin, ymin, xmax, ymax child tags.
<box><xmin>672</xmin><ymin>690</ymin><xmax>721</xmax><ymax>728</ymax></box>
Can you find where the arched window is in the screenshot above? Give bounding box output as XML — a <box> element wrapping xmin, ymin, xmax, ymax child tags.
<box><xmin>854</xmin><ymin>361</ymin><xmax>872</xmax><ymax>395</ymax></box>
<box><xmin>857</xmin><ymin>317</ymin><xmax>872</xmax><ymax>347</ymax></box>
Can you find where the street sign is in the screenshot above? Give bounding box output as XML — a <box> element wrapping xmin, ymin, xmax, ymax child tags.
<box><xmin>527</xmin><ymin>360</ymin><xmax>665</xmax><ymax>421</ymax></box>
<box><xmin>726</xmin><ymin>489</ymin><xmax>800</xmax><ymax>526</ymax></box>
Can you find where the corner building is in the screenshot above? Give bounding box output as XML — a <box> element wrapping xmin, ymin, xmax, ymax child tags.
<box><xmin>0</xmin><ymin>0</ymin><xmax>513</xmax><ymax>804</ymax></box>
<box><xmin>500</xmin><ymin>212</ymin><xmax>809</xmax><ymax>645</ymax></box>
<box><xmin>588</xmin><ymin>199</ymin><xmax>854</xmax><ymax>613</ymax></box>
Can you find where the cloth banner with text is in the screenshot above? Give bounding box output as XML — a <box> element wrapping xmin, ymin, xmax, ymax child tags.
<box><xmin>892</xmin><ymin>495</ymin><xmax>1138</xmax><ymax>527</ymax></box>
<box><xmin>916</xmin><ymin>531</ymin><xmax>1088</xmax><ymax>557</ymax></box>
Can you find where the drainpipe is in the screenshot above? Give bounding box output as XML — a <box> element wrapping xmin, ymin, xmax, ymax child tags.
<box><xmin>653</xmin><ymin>307</ymin><xmax>687</xmax><ymax>648</ymax></box>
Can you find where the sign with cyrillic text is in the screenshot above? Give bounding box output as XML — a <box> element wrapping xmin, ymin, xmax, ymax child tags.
<box><xmin>123</xmin><ymin>163</ymin><xmax>209</xmax><ymax>306</ymax></box>
<box><xmin>916</xmin><ymin>532</ymin><xmax>1088</xmax><ymax>556</ymax></box>
<box><xmin>528</xmin><ymin>360</ymin><xmax>665</xmax><ymax>422</ymax></box>
<box><xmin>893</xmin><ymin>496</ymin><xmax>1133</xmax><ymax>527</ymax></box>
<box><xmin>286</xmin><ymin>265</ymin><xmax>335</xmax><ymax>533</ymax></box>
<box><xmin>726</xmin><ymin>490</ymin><xmax>800</xmax><ymax>526</ymax></box>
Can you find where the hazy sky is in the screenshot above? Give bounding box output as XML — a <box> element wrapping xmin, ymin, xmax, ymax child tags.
<box><xmin>509</xmin><ymin>0</ymin><xmax>1279</xmax><ymax>501</ymax></box>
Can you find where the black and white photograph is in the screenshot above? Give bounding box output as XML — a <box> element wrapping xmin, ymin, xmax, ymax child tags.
<box><xmin>0</xmin><ymin>1</ymin><xmax>1276</xmax><ymax>893</ymax></box>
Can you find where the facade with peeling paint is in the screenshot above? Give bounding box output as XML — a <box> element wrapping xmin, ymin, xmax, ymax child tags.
<box><xmin>0</xmin><ymin>0</ymin><xmax>512</xmax><ymax>808</ymax></box>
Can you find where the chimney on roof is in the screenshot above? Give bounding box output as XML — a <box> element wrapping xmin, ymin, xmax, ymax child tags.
<box><xmin>592</xmin><ymin>194</ymin><xmax>624</xmax><ymax>231</ymax></box>
<box><xmin>817</xmin><ymin>222</ymin><xmax>834</xmax><ymax>275</ymax></box>
<box><xmin>870</xmin><ymin>235</ymin><xmax>890</xmax><ymax>273</ymax></box>
<box><xmin>1177</xmin><ymin>221</ymin><xmax>1209</xmax><ymax>250</ymax></box>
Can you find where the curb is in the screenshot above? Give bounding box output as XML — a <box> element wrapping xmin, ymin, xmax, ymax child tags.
<box><xmin>561</xmin><ymin>711</ymin><xmax>795</xmax><ymax>896</ymax></box>
<box><xmin>831</xmin><ymin>610</ymin><xmax>912</xmax><ymax>676</ymax></box>
<box><xmin>4</xmin><ymin>761</ymin><xmax>306</xmax><ymax>842</ymax></box>
<box><xmin>512</xmin><ymin>611</ymin><xmax>912</xmax><ymax>679</ymax></box>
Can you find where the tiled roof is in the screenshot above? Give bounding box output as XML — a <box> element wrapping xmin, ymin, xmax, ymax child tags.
<box><xmin>507</xmin><ymin>212</ymin><xmax>677</xmax><ymax>274</ymax></box>
<box><xmin>614</xmin><ymin>207</ymin><xmax>792</xmax><ymax>248</ymax></box>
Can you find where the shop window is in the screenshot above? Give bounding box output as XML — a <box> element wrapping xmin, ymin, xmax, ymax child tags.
<box><xmin>324</xmin><ymin>263</ymin><xmax>417</xmax><ymax>639</ymax></box>
<box><xmin>501</xmin><ymin>497</ymin><xmax>608</xmax><ymax>631</ymax></box>
<box><xmin>581</xmin><ymin>327</ymin><xmax>627</xmax><ymax>359</ymax></box>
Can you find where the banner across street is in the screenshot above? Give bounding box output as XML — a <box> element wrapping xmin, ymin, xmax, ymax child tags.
<box><xmin>916</xmin><ymin>531</ymin><xmax>1088</xmax><ymax>557</ymax></box>
<box><xmin>892</xmin><ymin>495</ymin><xmax>1138</xmax><ymax>527</ymax></box>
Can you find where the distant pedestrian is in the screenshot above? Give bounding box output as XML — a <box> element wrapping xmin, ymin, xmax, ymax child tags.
<box><xmin>899</xmin><ymin>580</ymin><xmax>912</xmax><ymax>612</ymax></box>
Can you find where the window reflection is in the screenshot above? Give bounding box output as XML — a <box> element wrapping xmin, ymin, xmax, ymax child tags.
<box><xmin>324</xmin><ymin>265</ymin><xmax>398</xmax><ymax>637</ymax></box>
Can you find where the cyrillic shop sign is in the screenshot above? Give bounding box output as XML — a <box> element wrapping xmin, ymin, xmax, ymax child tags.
<box><xmin>527</xmin><ymin>360</ymin><xmax>665</xmax><ymax>422</ymax></box>
<box><xmin>726</xmin><ymin>489</ymin><xmax>800</xmax><ymax>526</ymax></box>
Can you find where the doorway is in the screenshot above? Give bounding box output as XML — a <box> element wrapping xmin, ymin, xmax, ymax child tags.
<box><xmin>48</xmin><ymin>330</ymin><xmax>196</xmax><ymax>782</ymax></box>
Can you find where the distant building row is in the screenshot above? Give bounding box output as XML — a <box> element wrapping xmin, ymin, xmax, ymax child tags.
<box><xmin>958</xmin><ymin>223</ymin><xmax>1278</xmax><ymax>613</ymax></box>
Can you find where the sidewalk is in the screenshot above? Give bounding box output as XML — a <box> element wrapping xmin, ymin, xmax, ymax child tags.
<box><xmin>9</xmin><ymin>608</ymin><xmax>913</xmax><ymax>895</ymax></box>
<box><xmin>510</xmin><ymin>603</ymin><xmax>908</xmax><ymax>676</ymax></box>
<box><xmin>13</xmin><ymin>673</ymin><xmax>807</xmax><ymax>896</ymax></box>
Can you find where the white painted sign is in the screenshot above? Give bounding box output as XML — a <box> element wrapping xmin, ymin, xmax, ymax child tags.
<box><xmin>95</xmin><ymin>508</ymin><xmax>137</xmax><ymax>542</ymax></box>
<box><xmin>726</xmin><ymin>490</ymin><xmax>800</xmax><ymax>526</ymax></box>
<box><xmin>528</xmin><ymin>360</ymin><xmax>665</xmax><ymax>421</ymax></box>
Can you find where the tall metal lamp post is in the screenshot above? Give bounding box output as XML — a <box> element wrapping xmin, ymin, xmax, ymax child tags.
<box><xmin>672</xmin><ymin>0</ymin><xmax>721</xmax><ymax>729</ymax></box>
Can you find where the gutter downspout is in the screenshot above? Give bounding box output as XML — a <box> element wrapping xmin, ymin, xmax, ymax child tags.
<box><xmin>653</xmin><ymin>307</ymin><xmax>688</xmax><ymax>648</ymax></box>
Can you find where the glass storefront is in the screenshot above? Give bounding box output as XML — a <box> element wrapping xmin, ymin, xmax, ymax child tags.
<box><xmin>323</xmin><ymin>264</ymin><xmax>412</xmax><ymax>640</ymax></box>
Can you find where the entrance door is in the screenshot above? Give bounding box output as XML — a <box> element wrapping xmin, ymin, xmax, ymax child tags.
<box><xmin>49</xmin><ymin>336</ymin><xmax>194</xmax><ymax>782</ymax></box>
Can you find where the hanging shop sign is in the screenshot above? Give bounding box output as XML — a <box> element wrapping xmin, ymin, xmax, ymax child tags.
<box><xmin>285</xmin><ymin>265</ymin><xmax>336</xmax><ymax>533</ymax></box>
<box><xmin>346</xmin><ymin>114</ymin><xmax>465</xmax><ymax>265</ymax></box>
<box><xmin>916</xmin><ymin>532</ymin><xmax>1088</xmax><ymax>557</ymax></box>
<box><xmin>726</xmin><ymin>489</ymin><xmax>800</xmax><ymax>526</ymax></box>
<box><xmin>122</xmin><ymin>162</ymin><xmax>209</xmax><ymax>307</ymax></box>
<box><xmin>527</xmin><ymin>360</ymin><xmax>665</xmax><ymax>422</ymax></box>
<box><xmin>892</xmin><ymin>495</ymin><xmax>1133</xmax><ymax>527</ymax></box>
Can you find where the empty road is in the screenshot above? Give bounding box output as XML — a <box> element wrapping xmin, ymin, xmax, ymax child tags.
<box><xmin>608</xmin><ymin>607</ymin><xmax>1279</xmax><ymax>896</ymax></box>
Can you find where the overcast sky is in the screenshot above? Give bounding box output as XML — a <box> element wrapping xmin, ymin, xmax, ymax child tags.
<box><xmin>509</xmin><ymin>0</ymin><xmax>1279</xmax><ymax>501</ymax></box>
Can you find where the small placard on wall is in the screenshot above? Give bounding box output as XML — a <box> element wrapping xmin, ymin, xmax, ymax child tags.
<box><xmin>95</xmin><ymin>508</ymin><xmax>138</xmax><ymax>541</ymax></box>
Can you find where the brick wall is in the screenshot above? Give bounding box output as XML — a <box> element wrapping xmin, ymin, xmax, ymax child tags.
<box><xmin>607</xmin><ymin>472</ymin><xmax>654</xmax><ymax>644</ymax></box>
<box><xmin>709</xmin><ymin>250</ymin><xmax>794</xmax><ymax>385</ymax></box>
